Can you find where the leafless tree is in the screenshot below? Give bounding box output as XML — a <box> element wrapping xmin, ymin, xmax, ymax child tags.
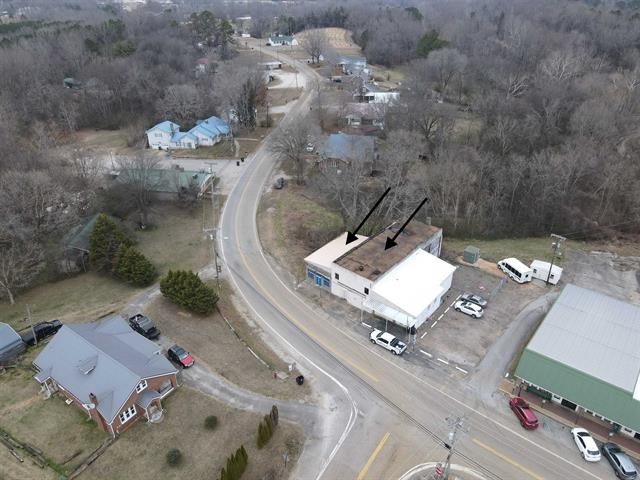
<box><xmin>0</xmin><ymin>230</ymin><xmax>45</xmax><ymax>305</ymax></box>
<box><xmin>302</xmin><ymin>29</ymin><xmax>328</xmax><ymax>64</ymax></box>
<box><xmin>425</xmin><ymin>48</ymin><xmax>468</xmax><ymax>98</ymax></box>
<box><xmin>269</xmin><ymin>122</ymin><xmax>310</xmax><ymax>184</ymax></box>
<box><xmin>157</xmin><ymin>84</ymin><xmax>202</xmax><ymax>126</ymax></box>
<box><xmin>115</xmin><ymin>153</ymin><xmax>162</xmax><ymax>227</ymax></box>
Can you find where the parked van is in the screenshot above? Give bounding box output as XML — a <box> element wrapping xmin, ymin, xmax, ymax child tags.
<box><xmin>530</xmin><ymin>260</ymin><xmax>563</xmax><ymax>285</ymax></box>
<box><xmin>497</xmin><ymin>258</ymin><xmax>533</xmax><ymax>283</ymax></box>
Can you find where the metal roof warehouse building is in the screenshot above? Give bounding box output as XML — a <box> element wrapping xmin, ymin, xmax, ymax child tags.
<box><xmin>516</xmin><ymin>284</ymin><xmax>640</xmax><ymax>439</ymax></box>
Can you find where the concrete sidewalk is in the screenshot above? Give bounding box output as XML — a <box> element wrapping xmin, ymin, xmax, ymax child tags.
<box><xmin>499</xmin><ymin>379</ymin><xmax>640</xmax><ymax>460</ymax></box>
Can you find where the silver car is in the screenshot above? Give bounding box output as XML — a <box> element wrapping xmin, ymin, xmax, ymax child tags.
<box><xmin>454</xmin><ymin>300</ymin><xmax>484</xmax><ymax>319</ymax></box>
<box><xmin>460</xmin><ymin>292</ymin><xmax>488</xmax><ymax>307</ymax></box>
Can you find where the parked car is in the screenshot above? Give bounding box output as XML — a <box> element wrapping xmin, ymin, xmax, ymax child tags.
<box><xmin>128</xmin><ymin>314</ymin><xmax>160</xmax><ymax>340</ymax></box>
<box><xmin>19</xmin><ymin>320</ymin><xmax>63</xmax><ymax>346</ymax></box>
<box><xmin>369</xmin><ymin>329</ymin><xmax>407</xmax><ymax>355</ymax></box>
<box><xmin>454</xmin><ymin>300</ymin><xmax>484</xmax><ymax>318</ymax></box>
<box><xmin>167</xmin><ymin>345</ymin><xmax>195</xmax><ymax>368</ymax></box>
<box><xmin>571</xmin><ymin>427</ymin><xmax>601</xmax><ymax>462</ymax></box>
<box><xmin>460</xmin><ymin>292</ymin><xmax>488</xmax><ymax>307</ymax></box>
<box><xmin>274</xmin><ymin>177</ymin><xmax>285</xmax><ymax>189</ymax></box>
<box><xmin>602</xmin><ymin>443</ymin><xmax>637</xmax><ymax>479</ymax></box>
<box><xmin>509</xmin><ymin>396</ymin><xmax>539</xmax><ymax>430</ymax></box>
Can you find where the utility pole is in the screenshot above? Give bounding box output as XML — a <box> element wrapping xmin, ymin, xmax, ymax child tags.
<box><xmin>433</xmin><ymin>416</ymin><xmax>468</xmax><ymax>480</ymax></box>
<box><xmin>26</xmin><ymin>305</ymin><xmax>36</xmax><ymax>347</ymax></box>
<box><xmin>204</xmin><ymin>163</ymin><xmax>220</xmax><ymax>288</ymax></box>
<box><xmin>546</xmin><ymin>233</ymin><xmax>566</xmax><ymax>285</ymax></box>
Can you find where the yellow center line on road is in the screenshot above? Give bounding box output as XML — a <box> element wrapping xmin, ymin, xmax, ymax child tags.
<box><xmin>356</xmin><ymin>432</ymin><xmax>391</xmax><ymax>480</ymax></box>
<box><xmin>473</xmin><ymin>438</ymin><xmax>544</xmax><ymax>480</ymax></box>
<box><xmin>231</xmin><ymin>167</ymin><xmax>379</xmax><ymax>384</ymax></box>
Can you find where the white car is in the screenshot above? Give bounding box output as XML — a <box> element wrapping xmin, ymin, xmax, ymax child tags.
<box><xmin>370</xmin><ymin>329</ymin><xmax>406</xmax><ymax>355</ymax></box>
<box><xmin>571</xmin><ymin>428</ymin><xmax>601</xmax><ymax>462</ymax></box>
<box><xmin>454</xmin><ymin>300</ymin><xmax>483</xmax><ymax>318</ymax></box>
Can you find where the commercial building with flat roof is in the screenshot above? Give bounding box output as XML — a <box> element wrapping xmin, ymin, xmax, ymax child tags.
<box><xmin>304</xmin><ymin>222</ymin><xmax>452</xmax><ymax>329</ymax></box>
<box><xmin>515</xmin><ymin>284</ymin><xmax>640</xmax><ymax>439</ymax></box>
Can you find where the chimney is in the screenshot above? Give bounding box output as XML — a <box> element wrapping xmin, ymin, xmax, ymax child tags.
<box><xmin>89</xmin><ymin>392</ymin><xmax>98</xmax><ymax>406</ymax></box>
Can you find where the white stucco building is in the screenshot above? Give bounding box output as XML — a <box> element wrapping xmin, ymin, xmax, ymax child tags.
<box><xmin>305</xmin><ymin>222</ymin><xmax>454</xmax><ymax>330</ymax></box>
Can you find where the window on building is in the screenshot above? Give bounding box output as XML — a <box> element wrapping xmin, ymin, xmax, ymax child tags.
<box><xmin>334</xmin><ymin>273</ymin><xmax>339</xmax><ymax>280</ymax></box>
<box><xmin>155</xmin><ymin>133</ymin><xmax>162</xmax><ymax>138</ymax></box>
<box><xmin>119</xmin><ymin>405</ymin><xmax>137</xmax><ymax>424</ymax></box>
<box><xmin>364</xmin><ymin>287</ymin><xmax>369</xmax><ymax>295</ymax></box>
<box><xmin>136</xmin><ymin>380</ymin><xmax>147</xmax><ymax>393</ymax></box>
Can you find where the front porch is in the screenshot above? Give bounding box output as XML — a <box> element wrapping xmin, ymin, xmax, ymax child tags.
<box><xmin>138</xmin><ymin>380</ymin><xmax>174</xmax><ymax>424</ymax></box>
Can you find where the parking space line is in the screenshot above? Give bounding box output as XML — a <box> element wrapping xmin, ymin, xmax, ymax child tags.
<box><xmin>455</xmin><ymin>366</ymin><xmax>468</xmax><ymax>374</ymax></box>
<box><xmin>437</xmin><ymin>358</ymin><xmax>449</xmax><ymax>365</ymax></box>
<box><xmin>437</xmin><ymin>313</ymin><xmax>444</xmax><ymax>321</ymax></box>
<box><xmin>420</xmin><ymin>331</ymin><xmax>428</xmax><ymax>339</ymax></box>
<box><xmin>361</xmin><ymin>322</ymin><xmax>372</xmax><ymax>328</ymax></box>
<box><xmin>449</xmin><ymin>301</ymin><xmax>456</xmax><ymax>307</ymax></box>
<box><xmin>420</xmin><ymin>350</ymin><xmax>432</xmax><ymax>358</ymax></box>
<box><xmin>455</xmin><ymin>294</ymin><xmax>461</xmax><ymax>301</ymax></box>
<box><xmin>430</xmin><ymin>320</ymin><xmax>438</xmax><ymax>329</ymax></box>
<box><xmin>444</xmin><ymin>307</ymin><xmax>450</xmax><ymax>313</ymax></box>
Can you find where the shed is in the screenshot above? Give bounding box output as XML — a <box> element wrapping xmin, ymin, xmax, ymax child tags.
<box><xmin>463</xmin><ymin>246</ymin><xmax>480</xmax><ymax>264</ymax></box>
<box><xmin>63</xmin><ymin>214</ymin><xmax>102</xmax><ymax>272</ymax></box>
<box><xmin>0</xmin><ymin>323</ymin><xmax>26</xmax><ymax>365</ymax></box>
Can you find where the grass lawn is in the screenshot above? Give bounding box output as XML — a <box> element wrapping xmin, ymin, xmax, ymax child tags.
<box><xmin>0</xmin><ymin>204</ymin><xmax>209</xmax><ymax>330</ymax></box>
<box><xmin>143</xmin><ymin>289</ymin><xmax>310</xmax><ymax>401</ymax></box>
<box><xmin>259</xmin><ymin>187</ymin><xmax>344</xmax><ymax>282</ymax></box>
<box><xmin>85</xmin><ymin>386</ymin><xmax>303</xmax><ymax>480</ymax></box>
<box><xmin>444</xmin><ymin>236</ymin><xmax>640</xmax><ymax>266</ymax></box>
<box><xmin>0</xmin><ymin>347</ymin><xmax>108</xmax><ymax>478</ymax></box>
<box><xmin>171</xmin><ymin>141</ymin><xmax>235</xmax><ymax>159</ymax></box>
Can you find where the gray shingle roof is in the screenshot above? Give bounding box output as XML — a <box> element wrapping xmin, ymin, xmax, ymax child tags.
<box><xmin>321</xmin><ymin>133</ymin><xmax>375</xmax><ymax>163</ymax></box>
<box><xmin>0</xmin><ymin>322</ymin><xmax>25</xmax><ymax>365</ymax></box>
<box><xmin>526</xmin><ymin>284</ymin><xmax>640</xmax><ymax>393</ymax></box>
<box><xmin>33</xmin><ymin>315</ymin><xmax>176</xmax><ymax>423</ymax></box>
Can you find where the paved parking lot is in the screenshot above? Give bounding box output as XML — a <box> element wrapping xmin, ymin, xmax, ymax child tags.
<box><xmin>415</xmin><ymin>265</ymin><xmax>544</xmax><ymax>369</ymax></box>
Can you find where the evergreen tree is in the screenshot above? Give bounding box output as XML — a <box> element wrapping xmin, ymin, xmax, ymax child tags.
<box><xmin>416</xmin><ymin>30</ymin><xmax>449</xmax><ymax>58</ymax></box>
<box><xmin>160</xmin><ymin>270</ymin><xmax>218</xmax><ymax>314</ymax></box>
<box><xmin>88</xmin><ymin>213</ymin><xmax>133</xmax><ymax>272</ymax></box>
<box><xmin>113</xmin><ymin>245</ymin><xmax>157</xmax><ymax>286</ymax></box>
<box><xmin>219</xmin><ymin>467</ymin><xmax>228</xmax><ymax>480</ymax></box>
<box><xmin>270</xmin><ymin>405</ymin><xmax>279</xmax><ymax>427</ymax></box>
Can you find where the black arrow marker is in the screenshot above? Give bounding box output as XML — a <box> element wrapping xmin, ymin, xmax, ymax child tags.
<box><xmin>346</xmin><ymin>187</ymin><xmax>391</xmax><ymax>244</ymax></box>
<box><xmin>384</xmin><ymin>196</ymin><xmax>430</xmax><ymax>250</ymax></box>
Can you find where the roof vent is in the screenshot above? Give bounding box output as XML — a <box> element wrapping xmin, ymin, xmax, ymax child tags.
<box><xmin>77</xmin><ymin>355</ymin><xmax>98</xmax><ymax>375</ymax></box>
<box><xmin>358</xmin><ymin>265</ymin><xmax>364</xmax><ymax>271</ymax></box>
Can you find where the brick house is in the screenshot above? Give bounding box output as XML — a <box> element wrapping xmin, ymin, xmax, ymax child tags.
<box><xmin>32</xmin><ymin>315</ymin><xmax>178</xmax><ymax>437</ymax></box>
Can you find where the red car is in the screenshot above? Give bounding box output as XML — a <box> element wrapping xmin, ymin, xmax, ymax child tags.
<box><xmin>509</xmin><ymin>396</ymin><xmax>539</xmax><ymax>430</ymax></box>
<box><xmin>167</xmin><ymin>345</ymin><xmax>195</xmax><ymax>368</ymax></box>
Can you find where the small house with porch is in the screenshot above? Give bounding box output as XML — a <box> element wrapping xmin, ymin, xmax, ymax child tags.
<box><xmin>32</xmin><ymin>315</ymin><xmax>179</xmax><ymax>437</ymax></box>
<box><xmin>267</xmin><ymin>35</ymin><xmax>298</xmax><ymax>46</ymax></box>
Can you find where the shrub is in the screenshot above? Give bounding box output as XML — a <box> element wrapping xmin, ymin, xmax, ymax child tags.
<box><xmin>88</xmin><ymin>213</ymin><xmax>133</xmax><ymax>272</ymax></box>
<box><xmin>113</xmin><ymin>245</ymin><xmax>157</xmax><ymax>286</ymax></box>
<box><xmin>204</xmin><ymin>415</ymin><xmax>218</xmax><ymax>430</ymax></box>
<box><xmin>160</xmin><ymin>270</ymin><xmax>218</xmax><ymax>314</ymax></box>
<box><xmin>270</xmin><ymin>405</ymin><xmax>279</xmax><ymax>427</ymax></box>
<box><xmin>219</xmin><ymin>445</ymin><xmax>248</xmax><ymax>480</ymax></box>
<box><xmin>257</xmin><ymin>412</ymin><xmax>276</xmax><ymax>449</ymax></box>
<box><xmin>166</xmin><ymin>448</ymin><xmax>183</xmax><ymax>467</ymax></box>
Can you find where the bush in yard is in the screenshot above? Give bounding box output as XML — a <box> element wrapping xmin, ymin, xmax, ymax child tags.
<box><xmin>257</xmin><ymin>413</ymin><xmax>275</xmax><ymax>449</ymax></box>
<box><xmin>270</xmin><ymin>405</ymin><xmax>279</xmax><ymax>427</ymax></box>
<box><xmin>88</xmin><ymin>213</ymin><xmax>133</xmax><ymax>272</ymax></box>
<box><xmin>160</xmin><ymin>270</ymin><xmax>218</xmax><ymax>314</ymax></box>
<box><xmin>113</xmin><ymin>244</ymin><xmax>157</xmax><ymax>286</ymax></box>
<box><xmin>204</xmin><ymin>415</ymin><xmax>218</xmax><ymax>430</ymax></box>
<box><xmin>166</xmin><ymin>448</ymin><xmax>183</xmax><ymax>467</ymax></box>
<box><xmin>219</xmin><ymin>445</ymin><xmax>248</xmax><ymax>480</ymax></box>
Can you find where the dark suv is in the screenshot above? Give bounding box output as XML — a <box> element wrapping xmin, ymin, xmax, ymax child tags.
<box><xmin>20</xmin><ymin>320</ymin><xmax>63</xmax><ymax>346</ymax></box>
<box><xmin>128</xmin><ymin>314</ymin><xmax>160</xmax><ymax>340</ymax></box>
<box><xmin>603</xmin><ymin>443</ymin><xmax>637</xmax><ymax>479</ymax></box>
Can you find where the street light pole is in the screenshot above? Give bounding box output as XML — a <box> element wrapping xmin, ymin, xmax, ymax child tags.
<box><xmin>546</xmin><ymin>233</ymin><xmax>566</xmax><ymax>285</ymax></box>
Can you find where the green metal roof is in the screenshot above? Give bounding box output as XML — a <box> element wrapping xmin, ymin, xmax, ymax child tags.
<box><xmin>117</xmin><ymin>169</ymin><xmax>213</xmax><ymax>194</ymax></box>
<box><xmin>64</xmin><ymin>214</ymin><xmax>100</xmax><ymax>252</ymax></box>
<box><xmin>516</xmin><ymin>349</ymin><xmax>640</xmax><ymax>431</ymax></box>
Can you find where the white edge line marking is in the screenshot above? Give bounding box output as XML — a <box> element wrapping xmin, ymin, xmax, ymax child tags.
<box><xmin>361</xmin><ymin>322</ymin><xmax>372</xmax><ymax>329</ymax></box>
<box><xmin>430</xmin><ymin>321</ymin><xmax>438</xmax><ymax>329</ymax></box>
<box><xmin>420</xmin><ymin>331</ymin><xmax>428</xmax><ymax>339</ymax></box>
<box><xmin>455</xmin><ymin>366</ymin><xmax>468</xmax><ymax>374</ymax></box>
<box><xmin>444</xmin><ymin>307</ymin><xmax>450</xmax><ymax>313</ymax></box>
<box><xmin>437</xmin><ymin>358</ymin><xmax>449</xmax><ymax>365</ymax></box>
<box><xmin>449</xmin><ymin>301</ymin><xmax>456</xmax><ymax>307</ymax></box>
<box><xmin>220</xmin><ymin>55</ymin><xmax>603</xmax><ymax>480</ymax></box>
<box><xmin>219</xmin><ymin>71</ymin><xmax>356</xmax><ymax>480</ymax></box>
<box><xmin>419</xmin><ymin>350</ymin><xmax>432</xmax><ymax>358</ymax></box>
<box><xmin>437</xmin><ymin>314</ymin><xmax>444</xmax><ymax>321</ymax></box>
<box><xmin>455</xmin><ymin>294</ymin><xmax>462</xmax><ymax>301</ymax></box>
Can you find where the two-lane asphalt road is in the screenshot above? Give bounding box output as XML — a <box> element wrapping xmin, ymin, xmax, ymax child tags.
<box><xmin>219</xmin><ymin>43</ymin><xmax>609</xmax><ymax>480</ymax></box>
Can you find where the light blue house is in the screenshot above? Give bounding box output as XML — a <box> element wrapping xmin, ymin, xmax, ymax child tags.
<box><xmin>146</xmin><ymin>116</ymin><xmax>231</xmax><ymax>151</ymax></box>
<box><xmin>146</xmin><ymin>121</ymin><xmax>180</xmax><ymax>150</ymax></box>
